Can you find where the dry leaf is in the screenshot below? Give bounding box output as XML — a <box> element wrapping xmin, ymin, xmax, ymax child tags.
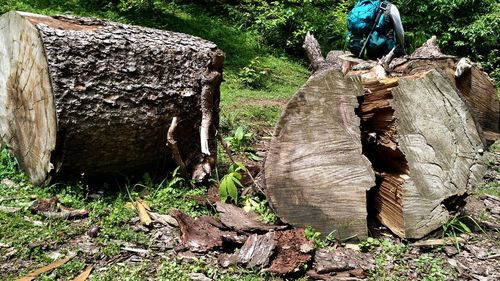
<box><xmin>15</xmin><ymin>255</ymin><xmax>74</xmax><ymax>281</ymax></box>
<box><xmin>71</xmin><ymin>265</ymin><xmax>93</xmax><ymax>281</ymax></box>
<box><xmin>136</xmin><ymin>199</ymin><xmax>152</xmax><ymax>226</ymax></box>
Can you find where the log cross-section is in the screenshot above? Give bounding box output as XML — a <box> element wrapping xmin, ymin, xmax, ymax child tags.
<box><xmin>0</xmin><ymin>11</ymin><xmax>223</xmax><ymax>184</ymax></box>
<box><xmin>264</xmin><ymin>69</ymin><xmax>375</xmax><ymax>240</ymax></box>
<box><xmin>360</xmin><ymin>70</ymin><xmax>487</xmax><ymax>238</ymax></box>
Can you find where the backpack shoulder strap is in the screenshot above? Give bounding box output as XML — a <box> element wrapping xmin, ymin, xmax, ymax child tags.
<box><xmin>358</xmin><ymin>0</ymin><xmax>390</xmax><ymax>57</ymax></box>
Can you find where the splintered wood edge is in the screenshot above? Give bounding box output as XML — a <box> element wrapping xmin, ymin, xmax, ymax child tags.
<box><xmin>0</xmin><ymin>11</ymin><xmax>56</xmax><ymax>184</ymax></box>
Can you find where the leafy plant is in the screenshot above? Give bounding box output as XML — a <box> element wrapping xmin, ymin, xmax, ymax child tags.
<box><xmin>414</xmin><ymin>254</ymin><xmax>448</xmax><ymax>281</ymax></box>
<box><xmin>239</xmin><ymin>57</ymin><xmax>271</xmax><ymax>89</ymax></box>
<box><xmin>243</xmin><ymin>196</ymin><xmax>278</xmax><ymax>224</ymax></box>
<box><xmin>358</xmin><ymin>237</ymin><xmax>381</xmax><ymax>251</ymax></box>
<box><xmin>304</xmin><ymin>226</ymin><xmax>335</xmax><ymax>248</ymax></box>
<box><xmin>219</xmin><ymin>162</ymin><xmax>248</xmax><ymax>204</ymax></box>
<box><xmin>224</xmin><ymin>126</ymin><xmax>254</xmax><ymax>151</ymax></box>
<box><xmin>442</xmin><ymin>213</ymin><xmax>485</xmax><ymax>250</ymax></box>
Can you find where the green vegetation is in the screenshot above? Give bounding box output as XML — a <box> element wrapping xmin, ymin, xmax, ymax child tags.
<box><xmin>218</xmin><ymin>162</ymin><xmax>246</xmax><ymax>204</ymax></box>
<box><xmin>304</xmin><ymin>226</ymin><xmax>336</xmax><ymax>248</ymax></box>
<box><xmin>361</xmin><ymin>238</ymin><xmax>452</xmax><ymax>281</ymax></box>
<box><xmin>393</xmin><ymin>0</ymin><xmax>500</xmax><ymax>84</ymax></box>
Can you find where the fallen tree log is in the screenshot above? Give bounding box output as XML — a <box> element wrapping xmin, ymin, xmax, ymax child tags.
<box><xmin>0</xmin><ymin>11</ymin><xmax>223</xmax><ymax>184</ymax></box>
<box><xmin>264</xmin><ymin>34</ymin><xmax>495</xmax><ymax>239</ymax></box>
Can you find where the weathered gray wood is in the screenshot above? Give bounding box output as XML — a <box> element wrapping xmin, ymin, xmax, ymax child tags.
<box><xmin>264</xmin><ymin>68</ymin><xmax>376</xmax><ymax>240</ymax></box>
<box><xmin>216</xmin><ymin>202</ymin><xmax>280</xmax><ymax>233</ymax></box>
<box><xmin>236</xmin><ymin>232</ymin><xmax>276</xmax><ymax>268</ymax></box>
<box><xmin>392</xmin><ymin>70</ymin><xmax>486</xmax><ymax>238</ymax></box>
<box><xmin>0</xmin><ymin>11</ymin><xmax>223</xmax><ymax>184</ymax></box>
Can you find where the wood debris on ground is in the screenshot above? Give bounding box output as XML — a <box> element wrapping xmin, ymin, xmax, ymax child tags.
<box><xmin>71</xmin><ymin>265</ymin><xmax>93</xmax><ymax>281</ymax></box>
<box><xmin>135</xmin><ymin>198</ymin><xmax>152</xmax><ymax>226</ymax></box>
<box><xmin>15</xmin><ymin>255</ymin><xmax>74</xmax><ymax>281</ymax></box>
<box><xmin>28</xmin><ymin>197</ymin><xmax>89</xmax><ymax>219</ymax></box>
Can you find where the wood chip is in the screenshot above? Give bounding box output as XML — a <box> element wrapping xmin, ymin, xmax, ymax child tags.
<box><xmin>237</xmin><ymin>232</ymin><xmax>276</xmax><ymax>268</ymax></box>
<box><xmin>0</xmin><ymin>206</ymin><xmax>21</xmax><ymax>214</ymax></box>
<box><xmin>39</xmin><ymin>208</ymin><xmax>88</xmax><ymax>220</ymax></box>
<box><xmin>15</xmin><ymin>255</ymin><xmax>74</xmax><ymax>281</ymax></box>
<box><xmin>71</xmin><ymin>265</ymin><xmax>93</xmax><ymax>281</ymax></box>
<box><xmin>268</xmin><ymin>229</ymin><xmax>313</xmax><ymax>275</ymax></box>
<box><xmin>172</xmin><ymin>210</ymin><xmax>242</xmax><ymax>252</ymax></box>
<box><xmin>149</xmin><ymin>211</ymin><xmax>178</xmax><ymax>227</ymax></box>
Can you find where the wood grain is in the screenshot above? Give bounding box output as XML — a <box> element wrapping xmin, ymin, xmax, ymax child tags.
<box><xmin>264</xmin><ymin>69</ymin><xmax>375</xmax><ymax>240</ymax></box>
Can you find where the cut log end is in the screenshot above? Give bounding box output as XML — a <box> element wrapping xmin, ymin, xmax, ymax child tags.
<box><xmin>264</xmin><ymin>69</ymin><xmax>375</xmax><ymax>240</ymax></box>
<box><xmin>0</xmin><ymin>11</ymin><xmax>57</xmax><ymax>184</ymax></box>
<box><xmin>360</xmin><ymin>70</ymin><xmax>487</xmax><ymax>238</ymax></box>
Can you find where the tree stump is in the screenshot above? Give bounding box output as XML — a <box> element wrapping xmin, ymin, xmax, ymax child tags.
<box><xmin>0</xmin><ymin>11</ymin><xmax>223</xmax><ymax>184</ymax></box>
<box><xmin>264</xmin><ymin>34</ymin><xmax>496</xmax><ymax>239</ymax></box>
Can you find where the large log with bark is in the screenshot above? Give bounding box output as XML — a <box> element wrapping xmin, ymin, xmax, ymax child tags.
<box><xmin>0</xmin><ymin>11</ymin><xmax>223</xmax><ymax>184</ymax></box>
<box><xmin>264</xmin><ymin>33</ymin><xmax>495</xmax><ymax>239</ymax></box>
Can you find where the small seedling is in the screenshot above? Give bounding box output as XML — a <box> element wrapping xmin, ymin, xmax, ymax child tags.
<box><xmin>242</xmin><ymin>196</ymin><xmax>278</xmax><ymax>224</ymax></box>
<box><xmin>219</xmin><ymin>162</ymin><xmax>248</xmax><ymax>204</ymax></box>
<box><xmin>304</xmin><ymin>226</ymin><xmax>335</xmax><ymax>248</ymax></box>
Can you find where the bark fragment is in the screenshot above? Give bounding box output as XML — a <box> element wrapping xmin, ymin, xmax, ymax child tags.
<box><xmin>268</xmin><ymin>228</ymin><xmax>313</xmax><ymax>275</ymax></box>
<box><xmin>216</xmin><ymin>202</ymin><xmax>280</xmax><ymax>233</ymax></box>
<box><xmin>171</xmin><ymin>210</ymin><xmax>244</xmax><ymax>253</ymax></box>
<box><xmin>236</xmin><ymin>232</ymin><xmax>276</xmax><ymax>268</ymax></box>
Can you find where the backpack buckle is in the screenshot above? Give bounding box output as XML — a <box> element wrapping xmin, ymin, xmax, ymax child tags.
<box><xmin>380</xmin><ymin>1</ymin><xmax>389</xmax><ymax>11</ymax></box>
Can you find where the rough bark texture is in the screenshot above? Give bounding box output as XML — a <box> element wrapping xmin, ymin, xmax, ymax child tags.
<box><xmin>268</xmin><ymin>228</ymin><xmax>313</xmax><ymax>275</ymax></box>
<box><xmin>264</xmin><ymin>68</ymin><xmax>376</xmax><ymax>240</ymax></box>
<box><xmin>0</xmin><ymin>11</ymin><xmax>223</xmax><ymax>184</ymax></box>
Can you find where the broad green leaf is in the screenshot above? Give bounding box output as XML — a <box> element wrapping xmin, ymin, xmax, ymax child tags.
<box><xmin>227</xmin><ymin>179</ymin><xmax>238</xmax><ymax>204</ymax></box>
<box><xmin>232</xmin><ymin>172</ymin><xmax>242</xmax><ymax>181</ymax></box>
<box><xmin>219</xmin><ymin>178</ymin><xmax>229</xmax><ymax>203</ymax></box>
<box><xmin>232</xmin><ymin>176</ymin><xmax>243</xmax><ymax>188</ymax></box>
<box><xmin>235</xmin><ymin>126</ymin><xmax>244</xmax><ymax>141</ymax></box>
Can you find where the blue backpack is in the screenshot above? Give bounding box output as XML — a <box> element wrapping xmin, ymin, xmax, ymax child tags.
<box><xmin>347</xmin><ymin>0</ymin><xmax>395</xmax><ymax>59</ymax></box>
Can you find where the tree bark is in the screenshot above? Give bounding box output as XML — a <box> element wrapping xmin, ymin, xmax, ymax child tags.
<box><xmin>0</xmin><ymin>11</ymin><xmax>223</xmax><ymax>184</ymax></box>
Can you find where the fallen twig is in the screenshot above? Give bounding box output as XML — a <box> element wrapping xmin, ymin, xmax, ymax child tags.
<box><xmin>216</xmin><ymin>130</ymin><xmax>235</xmax><ymax>165</ymax></box>
<box><xmin>0</xmin><ymin>205</ymin><xmax>21</xmax><ymax>214</ymax></box>
<box><xmin>71</xmin><ymin>265</ymin><xmax>93</xmax><ymax>281</ymax></box>
<box><xmin>412</xmin><ymin>237</ymin><xmax>466</xmax><ymax>247</ymax></box>
<box><xmin>15</xmin><ymin>255</ymin><xmax>74</xmax><ymax>281</ymax></box>
<box><xmin>122</xmin><ymin>247</ymin><xmax>148</xmax><ymax>255</ymax></box>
